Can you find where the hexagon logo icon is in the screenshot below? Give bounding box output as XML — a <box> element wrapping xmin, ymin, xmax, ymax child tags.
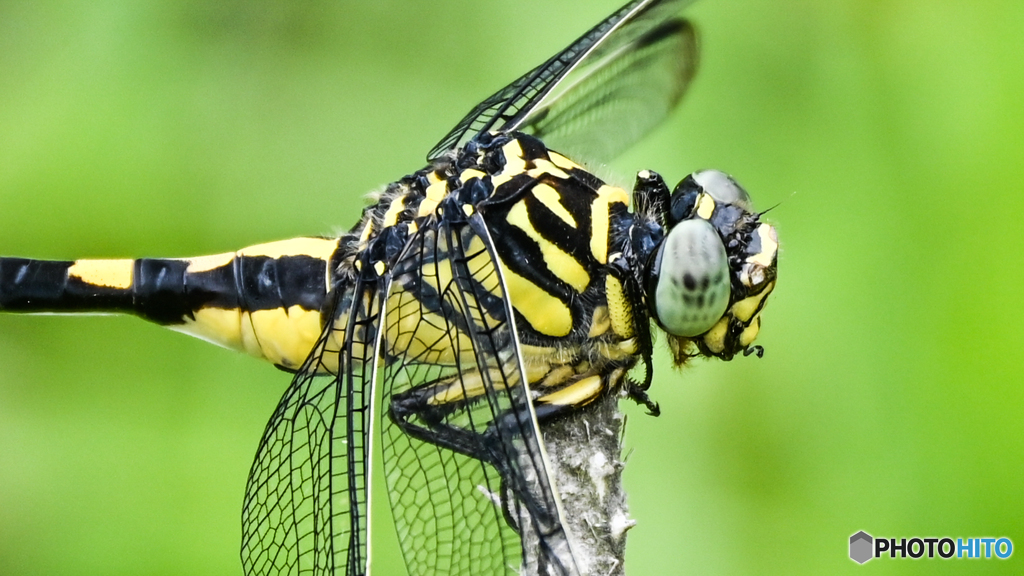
<box><xmin>850</xmin><ymin>531</ymin><xmax>873</xmax><ymax>564</ymax></box>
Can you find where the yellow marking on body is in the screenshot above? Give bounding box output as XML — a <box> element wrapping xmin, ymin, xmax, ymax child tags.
<box><xmin>417</xmin><ymin>201</ymin><xmax>437</xmax><ymax>218</ymax></box>
<box><xmin>177</xmin><ymin>305</ymin><xmax>322</xmax><ymax>370</ymax></box>
<box><xmin>427</xmin><ymin>180</ymin><xmax>448</xmax><ymax>202</ymax></box>
<box><xmin>543</xmin><ymin>242</ymin><xmax>591</xmax><ymax>294</ymax></box>
<box><xmin>456</xmin><ymin>168</ymin><xmax>479</xmax><ymax>217</ymax></box>
<box><xmin>731</xmin><ymin>281</ymin><xmax>775</xmax><ymax>323</ymax></box>
<box><xmin>539</xmin><ymin>375</ymin><xmax>603</xmax><ymax>407</ymax></box>
<box><xmin>68</xmin><ymin>259</ymin><xmax>134</xmax><ymax>290</ymax></box>
<box><xmin>594</xmin><ymin>338</ymin><xmax>639</xmax><ymax>361</ymax></box>
<box><xmin>381</xmin><ymin>194</ymin><xmax>407</xmax><ymax>228</ymax></box>
<box><xmin>418</xmin><ymin>179</ymin><xmax>449</xmax><ymax>217</ymax></box>
<box><xmin>427</xmin><ymin>170</ymin><xmax>444</xmax><ymax>184</ymax></box>
<box><xmin>453</xmin><ymin>252</ymin><xmax>508</xmax><ymax>336</ymax></box>
<box><xmin>489</xmin><ymin>140</ymin><xmax>530</xmax><ymax>188</ymax></box>
<box><xmin>590</xmin><ymin>185</ymin><xmax>629</xmax><ymax>264</ymax></box>
<box><xmin>548</xmin><ymin>151</ymin><xmax>582</xmax><ymax>171</ymax></box>
<box><xmin>503</xmin><ymin>267</ymin><xmax>573</xmax><ymax>337</ymax></box>
<box><xmin>374</xmin><ymin>261</ymin><xmax>386</xmax><ymax>276</ymax></box>
<box><xmin>608</xmin><ymin>367</ymin><xmax>626</xmax><ymax>385</ymax></box>
<box><xmin>318</xmin><ymin>290</ymin><xmax>374</xmax><ymax>373</ymax></box>
<box><xmin>506</xmin><ymin>200</ymin><xmax>589</xmax><ymax>291</ymax></box>
<box><xmin>304</xmin><ymin>340</ymin><xmax>339</xmax><ymax>376</ymax></box>
<box><xmin>170</xmin><ymin>307</ymin><xmax>243</xmax><ymax>351</ymax></box>
<box><xmin>240</xmin><ymin>305</ymin><xmax>324</xmax><ymax>368</ymax></box>
<box><xmin>323</xmin><ymin>319</ymin><xmax>347</xmax><ymax>355</ymax></box>
<box><xmin>433</xmin><ymin>247</ymin><xmax>456</xmax><ymax>294</ymax></box>
<box><xmin>527</xmin><ymin>159</ymin><xmax>569</xmax><ymax>180</ymax></box>
<box><xmin>696</xmin><ymin>194</ymin><xmax>717</xmax><ymax>220</ymax></box>
<box><xmin>358</xmin><ymin>221</ymin><xmax>374</xmax><ymax>244</ymax></box>
<box><xmin>502</xmin><ymin>139</ymin><xmax>527</xmax><ymax>175</ymax></box>
<box><xmin>491</xmin><ymin>172</ymin><xmax>514</xmax><ymax>188</ymax></box>
<box><xmin>605</xmin><ymin>275</ymin><xmax>633</xmax><ymax>338</ymax></box>
<box><xmin>466</xmin><ymin>237</ymin><xmax>501</xmax><ymax>297</ymax></box>
<box><xmin>532</xmin><ymin>183</ymin><xmax>577</xmax><ymax>228</ymax></box>
<box><xmin>384</xmin><ymin>291</ymin><xmax>473</xmax><ymax>367</ymax></box>
<box><xmin>428</xmin><ymin>368</ymin><xmax>510</xmax><ymax>405</ymax></box>
<box><xmin>703</xmin><ymin>317</ymin><xmax>729</xmax><ymax>354</ymax></box>
<box><xmin>523</xmin><ymin>361</ymin><xmax>553</xmax><ymax>385</ymax></box>
<box><xmin>186</xmin><ymin>252</ymin><xmax>235</xmax><ymax>273</ymax></box>
<box><xmin>588</xmin><ymin>305</ymin><xmax>611</xmax><ymax>337</ymax></box>
<box><xmin>315</xmin><ymin>313</ymin><xmax>350</xmax><ymax>375</ymax></box>
<box><xmin>537</xmin><ymin>365</ymin><xmax>575</xmax><ymax>389</ymax></box>
<box><xmin>598</xmin><ymin>184</ymin><xmax>629</xmax><ymax>206</ymax></box>
<box><xmin>238</xmin><ymin>237</ymin><xmax>338</xmax><ymax>260</ymax></box>
<box><xmin>238</xmin><ymin>311</ymin><xmax>260</xmax><ymax>362</ymax></box>
<box><xmin>520</xmin><ymin>342</ymin><xmax>580</xmax><ymax>366</ymax></box>
<box><xmin>739</xmin><ymin>315</ymin><xmax>761</xmax><ymax>347</ymax></box>
<box><xmin>459</xmin><ymin>168</ymin><xmax>486</xmax><ymax>181</ymax></box>
<box><xmin>749</xmin><ymin>223</ymin><xmax>779</xmax><ymax>268</ymax></box>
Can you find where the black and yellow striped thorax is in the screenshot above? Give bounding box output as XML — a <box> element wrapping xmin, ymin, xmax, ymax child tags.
<box><xmin>343</xmin><ymin>132</ymin><xmax>642</xmax><ymax>351</ymax></box>
<box><xmin>306</xmin><ymin>132</ymin><xmax>650</xmax><ymax>412</ymax></box>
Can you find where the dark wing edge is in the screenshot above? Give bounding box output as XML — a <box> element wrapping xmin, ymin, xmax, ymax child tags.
<box><xmin>427</xmin><ymin>0</ymin><xmax>695</xmax><ymax>161</ymax></box>
<box><xmin>241</xmin><ymin>277</ymin><xmax>379</xmax><ymax>576</ymax></box>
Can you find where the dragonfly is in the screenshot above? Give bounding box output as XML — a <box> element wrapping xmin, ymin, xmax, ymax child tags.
<box><xmin>0</xmin><ymin>0</ymin><xmax>779</xmax><ymax>575</ymax></box>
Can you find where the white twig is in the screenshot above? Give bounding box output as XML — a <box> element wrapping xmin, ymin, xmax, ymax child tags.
<box><xmin>534</xmin><ymin>392</ymin><xmax>631</xmax><ymax>576</ymax></box>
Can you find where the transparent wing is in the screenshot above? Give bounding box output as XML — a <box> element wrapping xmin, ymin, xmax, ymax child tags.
<box><xmin>427</xmin><ymin>0</ymin><xmax>696</xmax><ymax>161</ymax></box>
<box><xmin>379</xmin><ymin>214</ymin><xmax>577</xmax><ymax>576</ymax></box>
<box><xmin>520</xmin><ymin>19</ymin><xmax>698</xmax><ymax>162</ymax></box>
<box><xmin>241</xmin><ymin>275</ymin><xmax>379</xmax><ymax>576</ymax></box>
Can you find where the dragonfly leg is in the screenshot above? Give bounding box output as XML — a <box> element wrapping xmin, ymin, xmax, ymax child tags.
<box><xmin>623</xmin><ymin>377</ymin><xmax>660</xmax><ymax>416</ymax></box>
<box><xmin>532</xmin><ymin>367</ymin><xmax>628</xmax><ymax>422</ymax></box>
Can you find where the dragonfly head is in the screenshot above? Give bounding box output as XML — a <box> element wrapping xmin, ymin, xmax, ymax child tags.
<box><xmin>644</xmin><ymin>170</ymin><xmax>778</xmax><ymax>362</ymax></box>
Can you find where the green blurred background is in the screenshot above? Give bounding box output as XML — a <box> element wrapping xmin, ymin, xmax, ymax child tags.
<box><xmin>1</xmin><ymin>0</ymin><xmax>1022</xmax><ymax>574</ymax></box>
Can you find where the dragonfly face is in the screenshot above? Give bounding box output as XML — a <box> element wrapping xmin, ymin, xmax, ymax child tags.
<box><xmin>0</xmin><ymin>1</ymin><xmax>779</xmax><ymax>575</ymax></box>
<box><xmin>644</xmin><ymin>170</ymin><xmax>778</xmax><ymax>361</ymax></box>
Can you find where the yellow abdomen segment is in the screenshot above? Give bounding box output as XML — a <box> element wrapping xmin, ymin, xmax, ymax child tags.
<box><xmin>159</xmin><ymin>237</ymin><xmax>338</xmax><ymax>369</ymax></box>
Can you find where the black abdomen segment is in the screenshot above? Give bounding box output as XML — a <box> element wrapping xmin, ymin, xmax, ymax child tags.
<box><xmin>0</xmin><ymin>237</ymin><xmax>341</xmax><ymax>368</ymax></box>
<box><xmin>0</xmin><ymin>257</ymin><xmax>137</xmax><ymax>314</ymax></box>
<box><xmin>0</xmin><ymin>257</ymin><xmax>216</xmax><ymax>322</ymax></box>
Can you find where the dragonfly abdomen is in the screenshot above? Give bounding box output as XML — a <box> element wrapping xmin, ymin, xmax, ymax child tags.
<box><xmin>0</xmin><ymin>237</ymin><xmax>340</xmax><ymax>370</ymax></box>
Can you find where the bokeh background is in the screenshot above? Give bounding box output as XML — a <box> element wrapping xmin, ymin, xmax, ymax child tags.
<box><xmin>1</xmin><ymin>1</ymin><xmax>1022</xmax><ymax>574</ymax></box>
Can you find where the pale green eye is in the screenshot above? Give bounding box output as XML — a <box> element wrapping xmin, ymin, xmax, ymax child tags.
<box><xmin>653</xmin><ymin>219</ymin><xmax>731</xmax><ymax>337</ymax></box>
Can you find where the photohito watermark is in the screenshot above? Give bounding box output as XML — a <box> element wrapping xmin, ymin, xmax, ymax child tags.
<box><xmin>849</xmin><ymin>531</ymin><xmax>1013</xmax><ymax>564</ymax></box>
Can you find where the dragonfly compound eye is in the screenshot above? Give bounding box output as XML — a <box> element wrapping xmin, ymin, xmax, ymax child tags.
<box><xmin>691</xmin><ymin>169</ymin><xmax>752</xmax><ymax>210</ymax></box>
<box><xmin>667</xmin><ymin>169</ymin><xmax>752</xmax><ymax>226</ymax></box>
<box><xmin>647</xmin><ymin>218</ymin><xmax>731</xmax><ymax>337</ymax></box>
